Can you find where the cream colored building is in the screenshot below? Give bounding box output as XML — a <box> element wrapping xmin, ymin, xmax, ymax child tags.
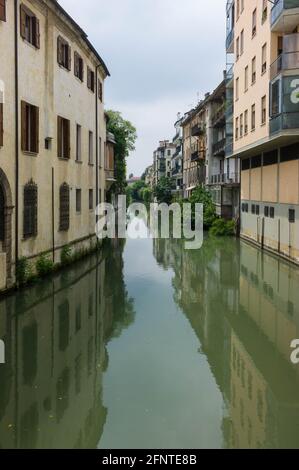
<box><xmin>0</xmin><ymin>0</ymin><xmax>112</xmax><ymax>291</ymax></box>
<box><xmin>227</xmin><ymin>0</ymin><xmax>299</xmax><ymax>264</ymax></box>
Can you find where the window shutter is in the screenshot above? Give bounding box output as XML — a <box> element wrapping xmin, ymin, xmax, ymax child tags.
<box><xmin>20</xmin><ymin>5</ymin><xmax>26</xmax><ymax>39</ymax></box>
<box><xmin>87</xmin><ymin>68</ymin><xmax>91</xmax><ymax>89</ymax></box>
<box><xmin>57</xmin><ymin>36</ymin><xmax>63</xmax><ymax>65</ymax></box>
<box><xmin>21</xmin><ymin>101</ymin><xmax>27</xmax><ymax>151</ymax></box>
<box><xmin>0</xmin><ymin>0</ymin><xmax>6</xmax><ymax>22</ymax></box>
<box><xmin>59</xmin><ymin>183</ymin><xmax>70</xmax><ymax>231</ymax></box>
<box><xmin>74</xmin><ymin>52</ymin><xmax>78</xmax><ymax>77</ymax></box>
<box><xmin>66</xmin><ymin>119</ymin><xmax>70</xmax><ymax>158</ymax></box>
<box><xmin>33</xmin><ymin>106</ymin><xmax>39</xmax><ymax>153</ymax></box>
<box><xmin>0</xmin><ymin>103</ymin><xmax>3</xmax><ymax>147</ymax></box>
<box><xmin>67</xmin><ymin>45</ymin><xmax>72</xmax><ymax>71</ymax></box>
<box><xmin>57</xmin><ymin>116</ymin><xmax>62</xmax><ymax>158</ymax></box>
<box><xmin>35</xmin><ymin>18</ymin><xmax>40</xmax><ymax>49</ymax></box>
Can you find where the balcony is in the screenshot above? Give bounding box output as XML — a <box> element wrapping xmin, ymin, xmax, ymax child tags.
<box><xmin>191</xmin><ymin>146</ymin><xmax>205</xmax><ymax>162</ymax></box>
<box><xmin>270</xmin><ymin>112</ymin><xmax>299</xmax><ymax>134</ymax></box>
<box><xmin>213</xmin><ymin>138</ymin><xmax>226</xmax><ymax>157</ymax></box>
<box><xmin>105</xmin><ymin>169</ymin><xmax>115</xmax><ymax>181</ymax></box>
<box><xmin>212</xmin><ymin>104</ymin><xmax>226</xmax><ymax>128</ymax></box>
<box><xmin>270</xmin><ymin>33</ymin><xmax>299</xmax><ymax>79</ymax></box>
<box><xmin>191</xmin><ymin>123</ymin><xmax>204</xmax><ymax>137</ymax></box>
<box><xmin>271</xmin><ymin>0</ymin><xmax>299</xmax><ymax>32</ymax></box>
<box><xmin>209</xmin><ymin>172</ymin><xmax>240</xmax><ymax>185</ymax></box>
<box><xmin>226</xmin><ymin>28</ymin><xmax>234</xmax><ymax>53</ymax></box>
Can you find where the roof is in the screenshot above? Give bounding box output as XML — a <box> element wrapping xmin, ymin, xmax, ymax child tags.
<box><xmin>51</xmin><ymin>0</ymin><xmax>110</xmax><ymax>77</ymax></box>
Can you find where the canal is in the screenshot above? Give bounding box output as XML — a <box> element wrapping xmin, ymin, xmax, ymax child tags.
<box><xmin>0</xmin><ymin>228</ymin><xmax>299</xmax><ymax>449</ymax></box>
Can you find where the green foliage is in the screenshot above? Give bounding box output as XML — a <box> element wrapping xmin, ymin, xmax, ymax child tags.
<box><xmin>188</xmin><ymin>186</ymin><xmax>217</xmax><ymax>229</ymax></box>
<box><xmin>105</xmin><ymin>110</ymin><xmax>137</xmax><ymax>194</ymax></box>
<box><xmin>140</xmin><ymin>186</ymin><xmax>153</xmax><ymax>203</ymax></box>
<box><xmin>16</xmin><ymin>257</ymin><xmax>30</xmax><ymax>285</ymax></box>
<box><xmin>153</xmin><ymin>177</ymin><xmax>173</xmax><ymax>204</ymax></box>
<box><xmin>61</xmin><ymin>245</ymin><xmax>72</xmax><ymax>266</ymax></box>
<box><xmin>127</xmin><ymin>180</ymin><xmax>147</xmax><ymax>202</ymax></box>
<box><xmin>210</xmin><ymin>218</ymin><xmax>235</xmax><ymax>237</ymax></box>
<box><xmin>36</xmin><ymin>254</ymin><xmax>54</xmax><ymax>278</ymax></box>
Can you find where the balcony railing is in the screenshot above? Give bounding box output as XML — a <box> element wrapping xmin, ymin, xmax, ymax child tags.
<box><xmin>270</xmin><ymin>112</ymin><xmax>299</xmax><ymax>134</ymax></box>
<box><xmin>191</xmin><ymin>148</ymin><xmax>205</xmax><ymax>162</ymax></box>
<box><xmin>191</xmin><ymin>124</ymin><xmax>204</xmax><ymax>137</ymax></box>
<box><xmin>270</xmin><ymin>52</ymin><xmax>299</xmax><ymax>79</ymax></box>
<box><xmin>271</xmin><ymin>0</ymin><xmax>299</xmax><ymax>28</ymax></box>
<box><xmin>212</xmin><ymin>104</ymin><xmax>226</xmax><ymax>127</ymax></box>
<box><xmin>212</xmin><ymin>138</ymin><xmax>226</xmax><ymax>156</ymax></box>
<box><xmin>105</xmin><ymin>169</ymin><xmax>115</xmax><ymax>181</ymax></box>
<box><xmin>209</xmin><ymin>172</ymin><xmax>240</xmax><ymax>185</ymax></box>
<box><xmin>226</xmin><ymin>28</ymin><xmax>234</xmax><ymax>52</ymax></box>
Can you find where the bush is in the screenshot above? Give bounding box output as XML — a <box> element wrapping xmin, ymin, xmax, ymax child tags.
<box><xmin>210</xmin><ymin>218</ymin><xmax>235</xmax><ymax>237</ymax></box>
<box><xmin>188</xmin><ymin>186</ymin><xmax>217</xmax><ymax>229</ymax></box>
<box><xmin>16</xmin><ymin>257</ymin><xmax>29</xmax><ymax>285</ymax></box>
<box><xmin>36</xmin><ymin>254</ymin><xmax>54</xmax><ymax>277</ymax></box>
<box><xmin>61</xmin><ymin>245</ymin><xmax>72</xmax><ymax>265</ymax></box>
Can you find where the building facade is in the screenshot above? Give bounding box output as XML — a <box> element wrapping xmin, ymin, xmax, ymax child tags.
<box><xmin>227</xmin><ymin>0</ymin><xmax>299</xmax><ymax>264</ymax></box>
<box><xmin>171</xmin><ymin>115</ymin><xmax>184</xmax><ymax>196</ymax></box>
<box><xmin>153</xmin><ymin>140</ymin><xmax>175</xmax><ymax>186</ymax></box>
<box><xmin>0</xmin><ymin>0</ymin><xmax>112</xmax><ymax>291</ymax></box>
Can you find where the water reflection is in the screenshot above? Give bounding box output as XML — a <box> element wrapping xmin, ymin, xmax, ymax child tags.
<box><xmin>153</xmin><ymin>236</ymin><xmax>299</xmax><ymax>449</ymax></box>
<box><xmin>0</xmin><ymin>240</ymin><xmax>135</xmax><ymax>449</ymax></box>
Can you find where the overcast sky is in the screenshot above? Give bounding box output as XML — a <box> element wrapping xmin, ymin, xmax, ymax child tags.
<box><xmin>60</xmin><ymin>0</ymin><xmax>227</xmax><ymax>177</ymax></box>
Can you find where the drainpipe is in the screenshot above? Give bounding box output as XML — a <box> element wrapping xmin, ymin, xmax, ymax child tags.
<box><xmin>95</xmin><ymin>65</ymin><xmax>101</xmax><ymax>213</ymax></box>
<box><xmin>14</xmin><ymin>0</ymin><xmax>19</xmax><ymax>272</ymax></box>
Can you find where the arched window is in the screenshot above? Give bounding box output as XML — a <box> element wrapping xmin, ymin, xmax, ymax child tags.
<box><xmin>23</xmin><ymin>180</ymin><xmax>38</xmax><ymax>238</ymax></box>
<box><xmin>59</xmin><ymin>183</ymin><xmax>70</xmax><ymax>231</ymax></box>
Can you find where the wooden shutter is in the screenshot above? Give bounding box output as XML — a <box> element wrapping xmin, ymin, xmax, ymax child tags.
<box><xmin>57</xmin><ymin>36</ymin><xmax>63</xmax><ymax>65</ymax></box>
<box><xmin>20</xmin><ymin>5</ymin><xmax>26</xmax><ymax>39</ymax></box>
<box><xmin>0</xmin><ymin>103</ymin><xmax>3</xmax><ymax>147</ymax></box>
<box><xmin>87</xmin><ymin>67</ymin><xmax>91</xmax><ymax>89</ymax></box>
<box><xmin>66</xmin><ymin>119</ymin><xmax>70</xmax><ymax>158</ymax></box>
<box><xmin>33</xmin><ymin>105</ymin><xmax>39</xmax><ymax>153</ymax></box>
<box><xmin>23</xmin><ymin>181</ymin><xmax>38</xmax><ymax>238</ymax></box>
<box><xmin>34</xmin><ymin>17</ymin><xmax>40</xmax><ymax>49</ymax></box>
<box><xmin>74</xmin><ymin>52</ymin><xmax>78</xmax><ymax>77</ymax></box>
<box><xmin>57</xmin><ymin>116</ymin><xmax>62</xmax><ymax>158</ymax></box>
<box><xmin>67</xmin><ymin>44</ymin><xmax>71</xmax><ymax>70</ymax></box>
<box><xmin>21</xmin><ymin>101</ymin><xmax>27</xmax><ymax>151</ymax></box>
<box><xmin>0</xmin><ymin>0</ymin><xmax>6</xmax><ymax>22</ymax></box>
<box><xmin>59</xmin><ymin>183</ymin><xmax>70</xmax><ymax>231</ymax></box>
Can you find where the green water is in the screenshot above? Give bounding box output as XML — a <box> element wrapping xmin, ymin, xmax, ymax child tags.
<box><xmin>0</xmin><ymin>232</ymin><xmax>299</xmax><ymax>449</ymax></box>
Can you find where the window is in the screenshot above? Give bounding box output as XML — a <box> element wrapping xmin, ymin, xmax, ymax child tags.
<box><xmin>76</xmin><ymin>189</ymin><xmax>81</xmax><ymax>213</ymax></box>
<box><xmin>89</xmin><ymin>131</ymin><xmax>93</xmax><ymax>164</ymax></box>
<box><xmin>270</xmin><ymin>207</ymin><xmax>275</xmax><ymax>219</ymax></box>
<box><xmin>87</xmin><ymin>67</ymin><xmax>95</xmax><ymax>92</ymax></box>
<box><xmin>256</xmin><ymin>205</ymin><xmax>260</xmax><ymax>215</ymax></box>
<box><xmin>252</xmin><ymin>9</ymin><xmax>257</xmax><ymax>37</ymax></box>
<box><xmin>261</xmin><ymin>95</ymin><xmax>267</xmax><ymax>125</ymax></box>
<box><xmin>236</xmin><ymin>0</ymin><xmax>240</xmax><ymax>19</ymax></box>
<box><xmin>74</xmin><ymin>52</ymin><xmax>84</xmax><ymax>81</ymax></box>
<box><xmin>261</xmin><ymin>43</ymin><xmax>267</xmax><ymax>74</ymax></box>
<box><xmin>57</xmin><ymin>36</ymin><xmax>71</xmax><ymax>70</ymax></box>
<box><xmin>240</xmin><ymin>113</ymin><xmax>243</xmax><ymax>138</ymax></box>
<box><xmin>244</xmin><ymin>109</ymin><xmax>248</xmax><ymax>134</ymax></box>
<box><xmin>76</xmin><ymin>124</ymin><xmax>81</xmax><ymax>162</ymax></box>
<box><xmin>99</xmin><ymin>137</ymin><xmax>102</xmax><ymax>167</ymax></box>
<box><xmin>98</xmin><ymin>80</ymin><xmax>103</xmax><ymax>102</ymax></box>
<box><xmin>89</xmin><ymin>189</ymin><xmax>93</xmax><ymax>210</ymax></box>
<box><xmin>57</xmin><ymin>116</ymin><xmax>70</xmax><ymax>159</ymax></box>
<box><xmin>20</xmin><ymin>4</ymin><xmax>40</xmax><ymax>48</ymax></box>
<box><xmin>270</xmin><ymin>78</ymin><xmax>281</xmax><ymax>116</ymax></box>
<box><xmin>21</xmin><ymin>101</ymin><xmax>39</xmax><ymax>153</ymax></box>
<box><xmin>235</xmin><ymin>117</ymin><xmax>239</xmax><ymax>140</ymax></box>
<box><xmin>236</xmin><ymin>77</ymin><xmax>239</xmax><ymax>101</ymax></box>
<box><xmin>251</xmin><ymin>104</ymin><xmax>256</xmax><ymax>131</ymax></box>
<box><xmin>0</xmin><ymin>0</ymin><xmax>6</xmax><ymax>22</ymax></box>
<box><xmin>244</xmin><ymin>66</ymin><xmax>249</xmax><ymax>91</ymax></box>
<box><xmin>240</xmin><ymin>30</ymin><xmax>244</xmax><ymax>55</ymax></box>
<box><xmin>236</xmin><ymin>36</ymin><xmax>240</xmax><ymax>60</ymax></box>
<box><xmin>0</xmin><ymin>102</ymin><xmax>3</xmax><ymax>147</ymax></box>
<box><xmin>252</xmin><ymin>57</ymin><xmax>256</xmax><ymax>84</ymax></box>
<box><xmin>251</xmin><ymin>204</ymin><xmax>256</xmax><ymax>215</ymax></box>
<box><xmin>289</xmin><ymin>209</ymin><xmax>295</xmax><ymax>223</ymax></box>
<box><xmin>23</xmin><ymin>180</ymin><xmax>38</xmax><ymax>238</ymax></box>
<box><xmin>59</xmin><ymin>183</ymin><xmax>70</xmax><ymax>231</ymax></box>
<box><xmin>264</xmin><ymin>206</ymin><xmax>269</xmax><ymax>217</ymax></box>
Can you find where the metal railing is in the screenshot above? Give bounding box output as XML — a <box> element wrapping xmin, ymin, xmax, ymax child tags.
<box><xmin>270</xmin><ymin>112</ymin><xmax>299</xmax><ymax>134</ymax></box>
<box><xmin>212</xmin><ymin>138</ymin><xmax>226</xmax><ymax>156</ymax></box>
<box><xmin>105</xmin><ymin>169</ymin><xmax>115</xmax><ymax>180</ymax></box>
<box><xmin>270</xmin><ymin>51</ymin><xmax>299</xmax><ymax>79</ymax></box>
<box><xmin>209</xmin><ymin>172</ymin><xmax>240</xmax><ymax>185</ymax></box>
<box><xmin>226</xmin><ymin>29</ymin><xmax>234</xmax><ymax>51</ymax></box>
<box><xmin>271</xmin><ymin>0</ymin><xmax>299</xmax><ymax>26</ymax></box>
<box><xmin>212</xmin><ymin>104</ymin><xmax>226</xmax><ymax>127</ymax></box>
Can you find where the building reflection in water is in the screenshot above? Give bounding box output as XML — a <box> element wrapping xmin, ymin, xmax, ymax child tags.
<box><xmin>153</xmin><ymin>236</ymin><xmax>299</xmax><ymax>449</ymax></box>
<box><xmin>0</xmin><ymin>240</ymin><xmax>135</xmax><ymax>449</ymax></box>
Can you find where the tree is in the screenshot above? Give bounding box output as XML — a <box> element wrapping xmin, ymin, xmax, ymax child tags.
<box><xmin>188</xmin><ymin>186</ymin><xmax>216</xmax><ymax>229</ymax></box>
<box><xmin>153</xmin><ymin>177</ymin><xmax>173</xmax><ymax>204</ymax></box>
<box><xmin>127</xmin><ymin>180</ymin><xmax>147</xmax><ymax>202</ymax></box>
<box><xmin>105</xmin><ymin>110</ymin><xmax>137</xmax><ymax>194</ymax></box>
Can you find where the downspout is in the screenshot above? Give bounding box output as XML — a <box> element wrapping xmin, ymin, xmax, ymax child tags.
<box><xmin>14</xmin><ymin>0</ymin><xmax>19</xmax><ymax>273</ymax></box>
<box><xmin>95</xmin><ymin>65</ymin><xmax>100</xmax><ymax>214</ymax></box>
